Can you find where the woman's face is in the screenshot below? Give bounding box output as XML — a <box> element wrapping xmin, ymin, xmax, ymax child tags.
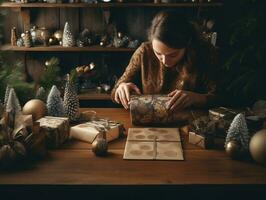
<box><xmin>152</xmin><ymin>39</ymin><xmax>186</xmax><ymax>68</ymax></box>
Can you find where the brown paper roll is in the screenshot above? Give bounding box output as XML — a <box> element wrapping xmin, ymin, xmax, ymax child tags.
<box><xmin>130</xmin><ymin>95</ymin><xmax>191</xmax><ymax>126</ymax></box>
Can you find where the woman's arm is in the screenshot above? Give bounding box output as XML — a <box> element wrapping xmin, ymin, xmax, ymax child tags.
<box><xmin>110</xmin><ymin>43</ymin><xmax>145</xmax><ymax>105</ymax></box>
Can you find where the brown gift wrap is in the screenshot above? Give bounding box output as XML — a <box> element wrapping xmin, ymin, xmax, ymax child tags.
<box><xmin>130</xmin><ymin>95</ymin><xmax>191</xmax><ymax>126</ymax></box>
<box><xmin>188</xmin><ymin>116</ymin><xmax>223</xmax><ymax>149</ymax></box>
<box><xmin>188</xmin><ymin>131</ymin><xmax>214</xmax><ymax>149</ymax></box>
<box><xmin>209</xmin><ymin>107</ymin><xmax>244</xmax><ymax>121</ymax></box>
<box><xmin>37</xmin><ymin>116</ymin><xmax>70</xmax><ymax>148</ymax></box>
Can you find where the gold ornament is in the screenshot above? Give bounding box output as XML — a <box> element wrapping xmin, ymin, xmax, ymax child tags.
<box><xmin>40</xmin><ymin>27</ymin><xmax>50</xmax><ymax>46</ymax></box>
<box><xmin>22</xmin><ymin>99</ymin><xmax>47</xmax><ymax>121</ymax></box>
<box><xmin>84</xmin><ymin>66</ymin><xmax>90</xmax><ymax>73</ymax></box>
<box><xmin>53</xmin><ymin>30</ymin><xmax>63</xmax><ymax>42</ymax></box>
<box><xmin>249</xmin><ymin>129</ymin><xmax>266</xmax><ymax>165</ymax></box>
<box><xmin>89</xmin><ymin>62</ymin><xmax>95</xmax><ymax>70</ymax></box>
<box><xmin>92</xmin><ymin>132</ymin><xmax>108</xmax><ymax>157</ymax></box>
<box><xmin>117</xmin><ymin>32</ymin><xmax>123</xmax><ymax>39</ymax></box>
<box><xmin>48</xmin><ymin>37</ymin><xmax>57</xmax><ymax>45</ymax></box>
<box><xmin>225</xmin><ymin>141</ymin><xmax>242</xmax><ymax>159</ymax></box>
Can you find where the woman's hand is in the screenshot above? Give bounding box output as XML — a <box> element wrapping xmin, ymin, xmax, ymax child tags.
<box><xmin>167</xmin><ymin>89</ymin><xmax>206</xmax><ymax>111</ymax></box>
<box><xmin>114</xmin><ymin>82</ymin><xmax>141</xmax><ymax>109</ymax></box>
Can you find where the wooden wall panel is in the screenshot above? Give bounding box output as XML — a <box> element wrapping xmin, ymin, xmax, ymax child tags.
<box><xmin>80</xmin><ymin>8</ymin><xmax>105</xmax><ymax>34</ymax></box>
<box><xmin>31</xmin><ymin>8</ymin><xmax>59</xmax><ymax>31</ymax></box>
<box><xmin>2</xmin><ymin>8</ymin><xmax>22</xmax><ymax>43</ymax></box>
<box><xmin>59</xmin><ymin>8</ymin><xmax>79</xmax><ymax>38</ymax></box>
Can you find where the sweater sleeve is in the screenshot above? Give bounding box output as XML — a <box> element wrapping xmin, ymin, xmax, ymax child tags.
<box><xmin>110</xmin><ymin>43</ymin><xmax>145</xmax><ymax>102</ymax></box>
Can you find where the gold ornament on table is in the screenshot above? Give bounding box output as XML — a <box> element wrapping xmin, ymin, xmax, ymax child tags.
<box><xmin>22</xmin><ymin>99</ymin><xmax>47</xmax><ymax>121</ymax></box>
<box><xmin>249</xmin><ymin>129</ymin><xmax>266</xmax><ymax>165</ymax></box>
<box><xmin>92</xmin><ymin>131</ymin><xmax>108</xmax><ymax>157</ymax></box>
<box><xmin>11</xmin><ymin>27</ymin><xmax>18</xmax><ymax>46</ymax></box>
<box><xmin>225</xmin><ymin>140</ymin><xmax>242</xmax><ymax>159</ymax></box>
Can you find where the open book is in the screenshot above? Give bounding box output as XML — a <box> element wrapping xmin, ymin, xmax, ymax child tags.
<box><xmin>123</xmin><ymin>128</ymin><xmax>184</xmax><ymax>161</ymax></box>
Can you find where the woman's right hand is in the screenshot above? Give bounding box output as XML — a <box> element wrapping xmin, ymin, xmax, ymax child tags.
<box><xmin>114</xmin><ymin>82</ymin><xmax>141</xmax><ymax>109</ymax></box>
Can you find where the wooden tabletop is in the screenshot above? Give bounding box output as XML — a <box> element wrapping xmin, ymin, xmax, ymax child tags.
<box><xmin>0</xmin><ymin>108</ymin><xmax>266</xmax><ymax>185</ymax></box>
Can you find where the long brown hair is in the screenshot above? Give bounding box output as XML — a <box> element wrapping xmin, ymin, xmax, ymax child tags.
<box><xmin>148</xmin><ymin>10</ymin><xmax>216</xmax><ymax>89</ymax></box>
<box><xmin>148</xmin><ymin>10</ymin><xmax>204</xmax><ymax>72</ymax></box>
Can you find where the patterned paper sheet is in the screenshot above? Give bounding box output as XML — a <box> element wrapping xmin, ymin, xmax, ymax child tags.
<box><xmin>123</xmin><ymin>128</ymin><xmax>184</xmax><ymax>161</ymax></box>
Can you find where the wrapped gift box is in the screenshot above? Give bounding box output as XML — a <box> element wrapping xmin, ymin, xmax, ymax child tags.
<box><xmin>189</xmin><ymin>115</ymin><xmax>225</xmax><ymax>149</ymax></box>
<box><xmin>209</xmin><ymin>107</ymin><xmax>244</xmax><ymax>121</ymax></box>
<box><xmin>37</xmin><ymin>116</ymin><xmax>69</xmax><ymax>148</ymax></box>
<box><xmin>130</xmin><ymin>95</ymin><xmax>191</xmax><ymax>125</ymax></box>
<box><xmin>70</xmin><ymin>118</ymin><xmax>125</xmax><ymax>143</ymax></box>
<box><xmin>188</xmin><ymin>131</ymin><xmax>214</xmax><ymax>149</ymax></box>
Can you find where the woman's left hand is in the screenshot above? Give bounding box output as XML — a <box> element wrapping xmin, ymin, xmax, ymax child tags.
<box><xmin>167</xmin><ymin>89</ymin><xmax>206</xmax><ymax>111</ymax></box>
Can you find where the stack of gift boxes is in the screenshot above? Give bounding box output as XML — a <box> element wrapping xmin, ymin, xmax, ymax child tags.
<box><xmin>188</xmin><ymin>107</ymin><xmax>244</xmax><ymax>149</ymax></box>
<box><xmin>188</xmin><ymin>107</ymin><xmax>266</xmax><ymax>149</ymax></box>
<box><xmin>35</xmin><ymin>114</ymin><xmax>125</xmax><ymax>149</ymax></box>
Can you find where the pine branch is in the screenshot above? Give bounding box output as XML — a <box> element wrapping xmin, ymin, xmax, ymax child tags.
<box><xmin>39</xmin><ymin>57</ymin><xmax>61</xmax><ymax>90</ymax></box>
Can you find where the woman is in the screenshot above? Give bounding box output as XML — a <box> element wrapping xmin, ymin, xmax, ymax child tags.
<box><xmin>111</xmin><ymin>10</ymin><xmax>219</xmax><ymax>111</ymax></box>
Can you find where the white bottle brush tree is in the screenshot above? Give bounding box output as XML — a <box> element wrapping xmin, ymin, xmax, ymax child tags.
<box><xmin>62</xmin><ymin>22</ymin><xmax>74</xmax><ymax>47</ymax></box>
<box><xmin>47</xmin><ymin>85</ymin><xmax>65</xmax><ymax>117</ymax></box>
<box><xmin>35</xmin><ymin>86</ymin><xmax>47</xmax><ymax>103</ymax></box>
<box><xmin>63</xmin><ymin>72</ymin><xmax>79</xmax><ymax>122</ymax></box>
<box><xmin>225</xmin><ymin>113</ymin><xmax>250</xmax><ymax>152</ymax></box>
<box><xmin>6</xmin><ymin>87</ymin><xmax>22</xmax><ymax>116</ymax></box>
<box><xmin>4</xmin><ymin>85</ymin><xmax>11</xmax><ymax>110</ymax></box>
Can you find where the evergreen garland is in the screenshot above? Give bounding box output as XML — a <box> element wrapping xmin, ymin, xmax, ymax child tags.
<box><xmin>39</xmin><ymin>57</ymin><xmax>61</xmax><ymax>91</ymax></box>
<box><xmin>0</xmin><ymin>63</ymin><xmax>34</xmax><ymax>105</ymax></box>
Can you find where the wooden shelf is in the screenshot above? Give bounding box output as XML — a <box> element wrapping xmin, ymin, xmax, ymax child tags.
<box><xmin>0</xmin><ymin>44</ymin><xmax>136</xmax><ymax>52</ymax></box>
<box><xmin>0</xmin><ymin>2</ymin><xmax>223</xmax><ymax>8</ymax></box>
<box><xmin>78</xmin><ymin>92</ymin><xmax>110</xmax><ymax>100</ymax></box>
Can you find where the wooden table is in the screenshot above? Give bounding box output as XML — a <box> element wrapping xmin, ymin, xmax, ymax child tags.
<box><xmin>0</xmin><ymin>108</ymin><xmax>266</xmax><ymax>199</ymax></box>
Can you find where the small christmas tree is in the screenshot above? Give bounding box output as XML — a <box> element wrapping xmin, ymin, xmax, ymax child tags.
<box><xmin>47</xmin><ymin>85</ymin><xmax>65</xmax><ymax>117</ymax></box>
<box><xmin>35</xmin><ymin>86</ymin><xmax>46</xmax><ymax>102</ymax></box>
<box><xmin>4</xmin><ymin>85</ymin><xmax>11</xmax><ymax>109</ymax></box>
<box><xmin>225</xmin><ymin>113</ymin><xmax>250</xmax><ymax>151</ymax></box>
<box><xmin>62</xmin><ymin>22</ymin><xmax>74</xmax><ymax>47</ymax></box>
<box><xmin>6</xmin><ymin>88</ymin><xmax>21</xmax><ymax>115</ymax></box>
<box><xmin>63</xmin><ymin>74</ymin><xmax>79</xmax><ymax>121</ymax></box>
